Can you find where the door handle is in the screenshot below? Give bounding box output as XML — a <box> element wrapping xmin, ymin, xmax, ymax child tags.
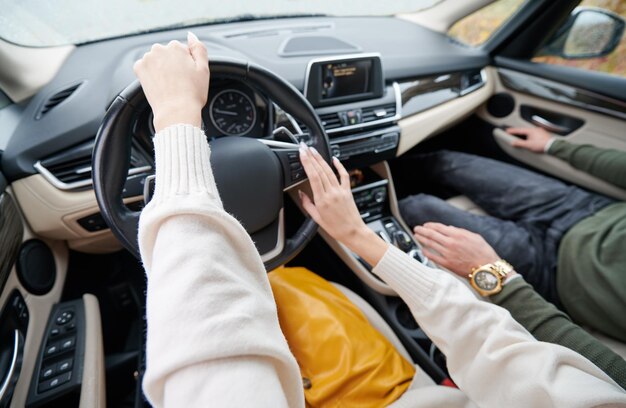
<box><xmin>0</xmin><ymin>329</ymin><xmax>23</xmax><ymax>404</ymax></box>
<box><xmin>530</xmin><ymin>115</ymin><xmax>571</xmax><ymax>134</ymax></box>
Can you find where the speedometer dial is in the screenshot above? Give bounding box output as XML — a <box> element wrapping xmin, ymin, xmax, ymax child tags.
<box><xmin>209</xmin><ymin>89</ymin><xmax>257</xmax><ymax>136</ymax></box>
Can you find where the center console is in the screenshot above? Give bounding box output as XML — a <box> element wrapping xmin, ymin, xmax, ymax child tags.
<box><xmin>297</xmin><ymin>53</ymin><xmax>401</xmax><ymax>169</ymax></box>
<box><xmin>351</xmin><ymin>175</ymin><xmax>425</xmax><ymax>267</ymax></box>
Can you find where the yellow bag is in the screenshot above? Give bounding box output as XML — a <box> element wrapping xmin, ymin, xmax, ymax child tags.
<box><xmin>269</xmin><ymin>267</ymin><xmax>415</xmax><ymax>408</ymax></box>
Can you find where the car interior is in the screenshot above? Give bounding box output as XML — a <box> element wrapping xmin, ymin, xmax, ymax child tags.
<box><xmin>0</xmin><ymin>0</ymin><xmax>625</xmax><ymax>406</ymax></box>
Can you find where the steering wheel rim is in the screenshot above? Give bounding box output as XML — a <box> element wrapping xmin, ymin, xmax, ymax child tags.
<box><xmin>92</xmin><ymin>58</ymin><xmax>331</xmax><ymax>270</ymax></box>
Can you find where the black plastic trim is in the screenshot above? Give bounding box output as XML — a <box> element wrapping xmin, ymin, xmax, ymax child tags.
<box><xmin>26</xmin><ymin>298</ymin><xmax>85</xmax><ymax>407</ymax></box>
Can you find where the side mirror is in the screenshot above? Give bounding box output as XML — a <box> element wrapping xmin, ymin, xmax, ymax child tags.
<box><xmin>540</xmin><ymin>7</ymin><xmax>625</xmax><ymax>60</ymax></box>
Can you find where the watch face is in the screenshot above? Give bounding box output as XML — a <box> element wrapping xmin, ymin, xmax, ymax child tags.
<box><xmin>474</xmin><ymin>270</ymin><xmax>499</xmax><ymax>291</ymax></box>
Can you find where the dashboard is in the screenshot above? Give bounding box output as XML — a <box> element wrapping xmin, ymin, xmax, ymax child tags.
<box><xmin>0</xmin><ymin>16</ymin><xmax>492</xmax><ymax>252</ymax></box>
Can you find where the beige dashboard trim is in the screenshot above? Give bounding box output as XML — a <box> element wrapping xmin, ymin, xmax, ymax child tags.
<box><xmin>396</xmin><ymin>67</ymin><xmax>494</xmax><ymax>156</ymax></box>
<box><xmin>11</xmin><ymin>173</ymin><xmax>141</xmax><ymax>253</ymax></box>
<box><xmin>0</xmin><ymin>38</ymin><xmax>74</xmax><ymax>103</ymax></box>
<box><xmin>79</xmin><ymin>294</ymin><xmax>106</xmax><ymax>408</ymax></box>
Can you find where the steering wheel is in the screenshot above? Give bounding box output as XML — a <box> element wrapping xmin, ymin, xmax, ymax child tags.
<box><xmin>92</xmin><ymin>59</ymin><xmax>331</xmax><ymax>270</ymax></box>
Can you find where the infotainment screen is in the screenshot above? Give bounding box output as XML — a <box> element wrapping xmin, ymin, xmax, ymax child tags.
<box><xmin>305</xmin><ymin>55</ymin><xmax>384</xmax><ymax>107</ymax></box>
<box><xmin>321</xmin><ymin>60</ymin><xmax>372</xmax><ymax>100</ymax></box>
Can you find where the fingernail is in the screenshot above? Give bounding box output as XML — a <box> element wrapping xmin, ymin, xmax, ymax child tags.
<box><xmin>298</xmin><ymin>190</ymin><xmax>303</xmax><ymax>198</ymax></box>
<box><xmin>310</xmin><ymin>147</ymin><xmax>319</xmax><ymax>155</ymax></box>
<box><xmin>332</xmin><ymin>156</ymin><xmax>340</xmax><ymax>163</ymax></box>
<box><xmin>187</xmin><ymin>31</ymin><xmax>199</xmax><ymax>42</ymax></box>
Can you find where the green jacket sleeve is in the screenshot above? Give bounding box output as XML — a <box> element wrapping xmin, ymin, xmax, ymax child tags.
<box><xmin>548</xmin><ymin>140</ymin><xmax>626</xmax><ymax>189</ymax></box>
<box><xmin>491</xmin><ymin>278</ymin><xmax>626</xmax><ymax>390</ymax></box>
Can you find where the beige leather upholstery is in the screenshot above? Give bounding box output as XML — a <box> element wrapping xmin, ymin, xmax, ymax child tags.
<box><xmin>445</xmin><ymin>196</ymin><xmax>486</xmax><ymax>216</ymax></box>
<box><xmin>79</xmin><ymin>294</ymin><xmax>106</xmax><ymax>408</ymax></box>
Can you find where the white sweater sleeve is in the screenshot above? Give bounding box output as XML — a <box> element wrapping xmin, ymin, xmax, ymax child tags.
<box><xmin>138</xmin><ymin>125</ymin><xmax>304</xmax><ymax>408</ymax></box>
<box><xmin>372</xmin><ymin>246</ymin><xmax>626</xmax><ymax>408</ymax></box>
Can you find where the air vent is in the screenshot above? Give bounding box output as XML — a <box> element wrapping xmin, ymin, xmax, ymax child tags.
<box><xmin>361</xmin><ymin>103</ymin><xmax>397</xmax><ymax>123</ymax></box>
<box><xmin>319</xmin><ymin>112</ymin><xmax>342</xmax><ymax>130</ymax></box>
<box><xmin>296</xmin><ymin>102</ymin><xmax>398</xmax><ymax>135</ymax></box>
<box><xmin>36</xmin><ymin>83</ymin><xmax>82</xmax><ymax>120</ymax></box>
<box><xmin>35</xmin><ymin>139</ymin><xmax>151</xmax><ymax>191</ymax></box>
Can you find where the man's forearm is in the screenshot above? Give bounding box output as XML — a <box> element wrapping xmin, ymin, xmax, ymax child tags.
<box><xmin>548</xmin><ymin>139</ymin><xmax>626</xmax><ymax>189</ymax></box>
<box><xmin>491</xmin><ymin>278</ymin><xmax>626</xmax><ymax>389</ymax></box>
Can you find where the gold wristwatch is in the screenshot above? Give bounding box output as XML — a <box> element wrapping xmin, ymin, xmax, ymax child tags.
<box><xmin>468</xmin><ymin>260</ymin><xmax>514</xmax><ymax>296</ymax></box>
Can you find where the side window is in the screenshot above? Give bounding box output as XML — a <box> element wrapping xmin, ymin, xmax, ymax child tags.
<box><xmin>533</xmin><ymin>0</ymin><xmax>625</xmax><ymax>78</ymax></box>
<box><xmin>0</xmin><ymin>90</ymin><xmax>10</xmax><ymax>110</ymax></box>
<box><xmin>448</xmin><ymin>0</ymin><xmax>527</xmax><ymax>47</ymax></box>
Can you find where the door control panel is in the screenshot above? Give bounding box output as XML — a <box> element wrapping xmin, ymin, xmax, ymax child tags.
<box><xmin>27</xmin><ymin>299</ymin><xmax>86</xmax><ymax>407</ymax></box>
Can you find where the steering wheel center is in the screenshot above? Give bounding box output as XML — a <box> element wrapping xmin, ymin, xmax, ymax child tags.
<box><xmin>210</xmin><ymin>136</ymin><xmax>283</xmax><ymax>233</ymax></box>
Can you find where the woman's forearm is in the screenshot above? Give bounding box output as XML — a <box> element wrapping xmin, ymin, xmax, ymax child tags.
<box><xmin>139</xmin><ymin>125</ymin><xmax>303</xmax><ymax>408</ymax></box>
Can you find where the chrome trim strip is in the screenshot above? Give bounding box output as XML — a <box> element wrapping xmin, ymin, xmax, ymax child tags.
<box><xmin>0</xmin><ymin>330</ymin><xmax>20</xmax><ymax>401</ymax></box>
<box><xmin>260</xmin><ymin>209</ymin><xmax>285</xmax><ymax>263</ymax></box>
<box><xmin>498</xmin><ymin>68</ymin><xmax>626</xmax><ymax>121</ymax></box>
<box><xmin>530</xmin><ymin>114</ymin><xmax>570</xmax><ymax>133</ymax></box>
<box><xmin>257</xmin><ymin>139</ymin><xmax>300</xmax><ymax>149</ymax></box>
<box><xmin>459</xmin><ymin>69</ymin><xmax>488</xmax><ymax>96</ymax></box>
<box><xmin>34</xmin><ymin>161</ymin><xmax>152</xmax><ymax>191</ymax></box>
<box><xmin>350</xmin><ymin>179</ymin><xmax>388</xmax><ymax>194</ymax></box>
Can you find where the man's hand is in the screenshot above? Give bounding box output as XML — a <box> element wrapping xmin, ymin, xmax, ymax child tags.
<box><xmin>413</xmin><ymin>223</ymin><xmax>500</xmax><ymax>277</ymax></box>
<box><xmin>133</xmin><ymin>32</ymin><xmax>209</xmax><ymax>132</ymax></box>
<box><xmin>507</xmin><ymin>127</ymin><xmax>553</xmax><ymax>153</ymax></box>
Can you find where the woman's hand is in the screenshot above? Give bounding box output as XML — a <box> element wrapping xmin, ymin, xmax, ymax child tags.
<box><xmin>413</xmin><ymin>223</ymin><xmax>501</xmax><ymax>277</ymax></box>
<box><xmin>508</xmin><ymin>127</ymin><xmax>553</xmax><ymax>153</ymax></box>
<box><xmin>133</xmin><ymin>32</ymin><xmax>209</xmax><ymax>132</ymax></box>
<box><xmin>298</xmin><ymin>145</ymin><xmax>388</xmax><ymax>266</ymax></box>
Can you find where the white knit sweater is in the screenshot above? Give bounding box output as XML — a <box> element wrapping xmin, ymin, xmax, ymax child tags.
<box><xmin>138</xmin><ymin>125</ymin><xmax>626</xmax><ymax>408</ymax></box>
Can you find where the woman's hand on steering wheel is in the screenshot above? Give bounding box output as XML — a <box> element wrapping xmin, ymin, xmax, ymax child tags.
<box><xmin>133</xmin><ymin>32</ymin><xmax>209</xmax><ymax>132</ymax></box>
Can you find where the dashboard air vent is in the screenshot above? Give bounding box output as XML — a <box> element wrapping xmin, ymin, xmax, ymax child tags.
<box><xmin>318</xmin><ymin>112</ymin><xmax>342</xmax><ymax>130</ymax></box>
<box><xmin>361</xmin><ymin>103</ymin><xmax>397</xmax><ymax>123</ymax></box>
<box><xmin>36</xmin><ymin>83</ymin><xmax>82</xmax><ymax>120</ymax></box>
<box><xmin>296</xmin><ymin>102</ymin><xmax>398</xmax><ymax>135</ymax></box>
<box><xmin>36</xmin><ymin>139</ymin><xmax>152</xmax><ymax>191</ymax></box>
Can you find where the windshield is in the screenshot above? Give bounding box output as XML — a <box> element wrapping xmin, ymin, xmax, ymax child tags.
<box><xmin>0</xmin><ymin>0</ymin><xmax>442</xmax><ymax>47</ymax></box>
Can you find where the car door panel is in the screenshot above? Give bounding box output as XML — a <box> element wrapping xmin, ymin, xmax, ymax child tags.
<box><xmin>477</xmin><ymin>67</ymin><xmax>626</xmax><ymax>200</ymax></box>
<box><xmin>0</xmin><ymin>186</ymin><xmax>71</xmax><ymax>407</ymax></box>
<box><xmin>495</xmin><ymin>56</ymin><xmax>626</xmax><ymax>104</ymax></box>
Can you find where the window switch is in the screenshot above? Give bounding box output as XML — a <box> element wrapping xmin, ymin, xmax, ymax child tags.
<box><xmin>40</xmin><ymin>366</ymin><xmax>56</xmax><ymax>380</ymax></box>
<box><xmin>44</xmin><ymin>343</ymin><xmax>59</xmax><ymax>357</ymax></box>
<box><xmin>38</xmin><ymin>372</ymin><xmax>71</xmax><ymax>393</ymax></box>
<box><xmin>60</xmin><ymin>337</ymin><xmax>75</xmax><ymax>351</ymax></box>
<box><xmin>57</xmin><ymin>358</ymin><xmax>73</xmax><ymax>373</ymax></box>
<box><xmin>50</xmin><ymin>328</ymin><xmax>61</xmax><ymax>337</ymax></box>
